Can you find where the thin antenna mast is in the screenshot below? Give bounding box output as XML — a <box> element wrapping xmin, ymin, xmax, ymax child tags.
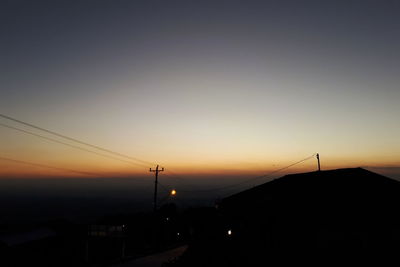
<box><xmin>316</xmin><ymin>153</ymin><xmax>321</xmax><ymax>171</ymax></box>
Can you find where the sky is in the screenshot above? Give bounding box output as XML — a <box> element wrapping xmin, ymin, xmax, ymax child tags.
<box><xmin>1</xmin><ymin>0</ymin><xmax>400</xmax><ymax>182</ymax></box>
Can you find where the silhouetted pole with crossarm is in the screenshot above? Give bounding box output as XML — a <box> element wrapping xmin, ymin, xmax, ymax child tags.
<box><xmin>150</xmin><ymin>165</ymin><xmax>164</xmax><ymax>212</ymax></box>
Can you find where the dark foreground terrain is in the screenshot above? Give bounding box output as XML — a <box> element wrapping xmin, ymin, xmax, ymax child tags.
<box><xmin>1</xmin><ymin>168</ymin><xmax>400</xmax><ymax>266</ymax></box>
<box><xmin>169</xmin><ymin>168</ymin><xmax>400</xmax><ymax>266</ymax></box>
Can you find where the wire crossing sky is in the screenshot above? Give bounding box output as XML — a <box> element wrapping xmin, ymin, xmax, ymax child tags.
<box><xmin>0</xmin><ymin>114</ymin><xmax>154</xmax><ymax>168</ymax></box>
<box><xmin>1</xmin><ymin>0</ymin><xmax>400</xmax><ymax>179</ymax></box>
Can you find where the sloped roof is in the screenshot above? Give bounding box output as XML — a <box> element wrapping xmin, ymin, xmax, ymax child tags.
<box><xmin>220</xmin><ymin>168</ymin><xmax>400</xmax><ymax>227</ymax></box>
<box><xmin>223</xmin><ymin>168</ymin><xmax>398</xmax><ymax>202</ymax></box>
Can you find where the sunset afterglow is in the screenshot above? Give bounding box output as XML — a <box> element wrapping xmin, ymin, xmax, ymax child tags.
<box><xmin>1</xmin><ymin>1</ymin><xmax>400</xmax><ymax>181</ymax></box>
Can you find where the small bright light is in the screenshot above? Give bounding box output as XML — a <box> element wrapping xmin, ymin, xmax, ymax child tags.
<box><xmin>177</xmin><ymin>232</ymin><xmax>180</xmax><ymax>236</ymax></box>
<box><xmin>227</xmin><ymin>230</ymin><xmax>232</xmax><ymax>236</ymax></box>
<box><xmin>171</xmin><ymin>189</ymin><xmax>177</xmax><ymax>196</ymax></box>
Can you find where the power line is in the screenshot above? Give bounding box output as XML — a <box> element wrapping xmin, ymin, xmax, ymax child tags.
<box><xmin>0</xmin><ymin>114</ymin><xmax>317</xmax><ymax>191</ymax></box>
<box><xmin>0</xmin><ymin>114</ymin><xmax>154</xmax><ymax>167</ymax></box>
<box><xmin>0</xmin><ymin>156</ymin><xmax>104</xmax><ymax>177</ymax></box>
<box><xmin>0</xmin><ymin>123</ymin><xmax>150</xmax><ymax>168</ymax></box>
<box><xmin>0</xmin><ymin>114</ymin><xmax>200</xmax><ymax>185</ymax></box>
<box><xmin>173</xmin><ymin>154</ymin><xmax>317</xmax><ymax>193</ymax></box>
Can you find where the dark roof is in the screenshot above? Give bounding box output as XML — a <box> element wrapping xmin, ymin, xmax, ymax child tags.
<box><xmin>223</xmin><ymin>167</ymin><xmax>398</xmax><ymax>202</ymax></box>
<box><xmin>220</xmin><ymin>168</ymin><xmax>400</xmax><ymax>227</ymax></box>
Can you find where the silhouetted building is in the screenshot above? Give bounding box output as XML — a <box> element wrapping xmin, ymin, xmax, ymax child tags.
<box><xmin>177</xmin><ymin>168</ymin><xmax>400</xmax><ymax>266</ymax></box>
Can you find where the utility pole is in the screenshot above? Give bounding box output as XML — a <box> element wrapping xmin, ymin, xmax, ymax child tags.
<box><xmin>316</xmin><ymin>153</ymin><xmax>321</xmax><ymax>171</ymax></box>
<box><xmin>150</xmin><ymin>165</ymin><xmax>164</xmax><ymax>212</ymax></box>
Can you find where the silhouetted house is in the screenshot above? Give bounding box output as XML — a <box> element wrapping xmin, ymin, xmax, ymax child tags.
<box><xmin>178</xmin><ymin>168</ymin><xmax>400</xmax><ymax>266</ymax></box>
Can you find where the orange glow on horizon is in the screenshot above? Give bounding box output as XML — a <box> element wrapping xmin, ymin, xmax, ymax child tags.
<box><xmin>1</xmin><ymin>152</ymin><xmax>399</xmax><ymax>179</ymax></box>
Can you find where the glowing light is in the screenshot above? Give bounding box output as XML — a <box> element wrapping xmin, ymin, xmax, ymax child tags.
<box><xmin>171</xmin><ymin>189</ymin><xmax>177</xmax><ymax>196</ymax></box>
<box><xmin>227</xmin><ymin>229</ymin><xmax>232</xmax><ymax>236</ymax></box>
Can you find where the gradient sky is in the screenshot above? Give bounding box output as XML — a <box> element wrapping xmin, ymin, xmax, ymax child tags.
<box><xmin>1</xmin><ymin>0</ymin><xmax>400</xmax><ymax>180</ymax></box>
